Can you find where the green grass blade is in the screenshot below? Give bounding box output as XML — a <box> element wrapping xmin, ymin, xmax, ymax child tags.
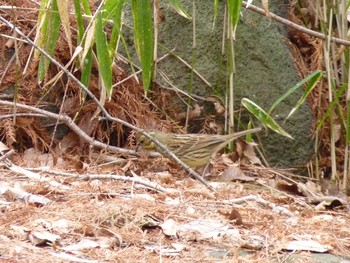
<box><xmin>316</xmin><ymin>82</ymin><xmax>347</xmax><ymax>131</ymax></box>
<box><xmin>73</xmin><ymin>0</ymin><xmax>85</xmax><ymax>43</ymax></box>
<box><xmin>38</xmin><ymin>0</ymin><xmax>61</xmax><ymax>82</ymax></box>
<box><xmin>226</xmin><ymin>0</ymin><xmax>242</xmax><ymax>30</ymax></box>
<box><xmin>81</xmin><ymin>0</ymin><xmax>92</xmax><ymax>15</ymax></box>
<box><xmin>57</xmin><ymin>0</ymin><xmax>72</xmax><ymax>54</ymax></box>
<box><xmin>168</xmin><ymin>0</ymin><xmax>192</xmax><ymax>19</ymax></box>
<box><xmin>73</xmin><ymin>0</ymin><xmax>92</xmax><ymax>87</ymax></box>
<box><xmin>132</xmin><ymin>0</ymin><xmax>154</xmax><ymax>92</ymax></box>
<box><xmin>268</xmin><ymin>70</ymin><xmax>322</xmax><ymax>114</ymax></box>
<box><xmin>104</xmin><ymin>0</ymin><xmax>125</xmax><ymax>55</ymax></box>
<box><xmin>213</xmin><ymin>0</ymin><xmax>219</xmax><ymax>28</ymax></box>
<box><xmin>285</xmin><ymin>70</ymin><xmax>322</xmax><ymax>120</ymax></box>
<box><xmin>242</xmin><ymin>98</ymin><xmax>293</xmax><ymax>139</ymax></box>
<box><xmin>96</xmin><ymin>10</ymin><xmax>113</xmax><ymax>97</ymax></box>
<box><xmin>35</xmin><ymin>0</ymin><xmax>49</xmax><ymax>60</ymax></box>
<box><xmin>347</xmin><ymin>102</ymin><xmax>350</xmax><ymax>144</ymax></box>
<box><xmin>80</xmin><ymin>50</ymin><xmax>93</xmax><ymax>88</ymax></box>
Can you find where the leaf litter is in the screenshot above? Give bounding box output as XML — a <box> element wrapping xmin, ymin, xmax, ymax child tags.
<box><xmin>1</xmin><ymin>152</ymin><xmax>350</xmax><ymax>262</ymax></box>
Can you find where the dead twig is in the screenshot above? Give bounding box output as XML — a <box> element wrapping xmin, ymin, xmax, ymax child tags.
<box><xmin>224</xmin><ymin>194</ymin><xmax>294</xmax><ymax>217</ymax></box>
<box><xmin>243</xmin><ymin>1</ymin><xmax>350</xmax><ymax>46</ymax></box>
<box><xmin>28</xmin><ymin>168</ymin><xmax>178</xmax><ymax>194</ymax></box>
<box><xmin>0</xmin><ymin>99</ymin><xmax>148</xmax><ymax>156</ymax></box>
<box><xmin>2</xmin><ymin>182</ymin><xmax>52</xmax><ymax>206</ymax></box>
<box><xmin>3</xmin><ymin>159</ymin><xmax>70</xmax><ymax>190</ymax></box>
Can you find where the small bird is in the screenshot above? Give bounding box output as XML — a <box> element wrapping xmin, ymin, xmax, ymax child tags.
<box><xmin>137</xmin><ymin>127</ymin><xmax>261</xmax><ymax>168</ymax></box>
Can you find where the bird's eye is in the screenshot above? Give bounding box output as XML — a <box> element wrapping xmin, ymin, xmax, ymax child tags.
<box><xmin>138</xmin><ymin>136</ymin><xmax>145</xmax><ymax>144</ymax></box>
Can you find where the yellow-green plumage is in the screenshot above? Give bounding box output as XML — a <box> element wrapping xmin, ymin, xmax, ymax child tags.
<box><xmin>137</xmin><ymin>128</ymin><xmax>261</xmax><ymax>167</ymax></box>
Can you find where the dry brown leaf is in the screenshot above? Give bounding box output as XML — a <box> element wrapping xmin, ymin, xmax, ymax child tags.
<box><xmin>206</xmin><ymin>96</ymin><xmax>225</xmax><ymax>115</ymax></box>
<box><xmin>57</xmin><ymin>0</ymin><xmax>72</xmax><ymax>55</ymax></box>
<box><xmin>228</xmin><ymin>208</ymin><xmax>244</xmax><ymax>225</ymax></box>
<box><xmin>176</xmin><ymin>103</ymin><xmax>202</xmax><ymax>121</ymax></box>
<box><xmin>234</xmin><ymin>139</ymin><xmax>261</xmax><ymax>165</ymax></box>
<box><xmin>28</xmin><ymin>231</ymin><xmax>60</xmax><ymax>246</ymax></box>
<box><xmin>276</xmin><ymin>181</ymin><xmax>302</xmax><ymax>195</ymax></box>
<box><xmin>160</xmin><ymin>219</ymin><xmax>178</xmax><ymax>236</ymax></box>
<box><xmin>0</xmin><ymin>141</ymin><xmax>9</xmax><ymax>153</ymax></box>
<box><xmin>220</xmin><ymin>165</ymin><xmax>256</xmax><ymax>182</ymax></box>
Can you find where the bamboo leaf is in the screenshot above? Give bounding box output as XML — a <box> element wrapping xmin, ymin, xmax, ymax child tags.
<box><xmin>81</xmin><ymin>21</ymin><xmax>96</xmax><ymax>64</ymax></box>
<box><xmin>73</xmin><ymin>0</ymin><xmax>92</xmax><ymax>87</ymax></box>
<box><xmin>104</xmin><ymin>0</ymin><xmax>125</xmax><ymax>55</ymax></box>
<box><xmin>81</xmin><ymin>0</ymin><xmax>92</xmax><ymax>15</ymax></box>
<box><xmin>213</xmin><ymin>0</ymin><xmax>219</xmax><ymax>28</ymax></box>
<box><xmin>226</xmin><ymin>0</ymin><xmax>242</xmax><ymax>30</ymax></box>
<box><xmin>57</xmin><ymin>0</ymin><xmax>72</xmax><ymax>55</ymax></box>
<box><xmin>242</xmin><ymin>98</ymin><xmax>293</xmax><ymax>139</ymax></box>
<box><xmin>33</xmin><ymin>0</ymin><xmax>50</xmax><ymax>61</ymax></box>
<box><xmin>268</xmin><ymin>70</ymin><xmax>322</xmax><ymax>114</ymax></box>
<box><xmin>96</xmin><ymin>11</ymin><xmax>113</xmax><ymax>97</ymax></box>
<box><xmin>38</xmin><ymin>0</ymin><xmax>61</xmax><ymax>82</ymax></box>
<box><xmin>317</xmin><ymin>83</ymin><xmax>347</xmax><ymax>131</ymax></box>
<box><xmin>286</xmin><ymin>71</ymin><xmax>322</xmax><ymax>120</ymax></box>
<box><xmin>132</xmin><ymin>0</ymin><xmax>154</xmax><ymax>92</ymax></box>
<box><xmin>168</xmin><ymin>0</ymin><xmax>192</xmax><ymax>19</ymax></box>
<box><xmin>73</xmin><ymin>0</ymin><xmax>85</xmax><ymax>43</ymax></box>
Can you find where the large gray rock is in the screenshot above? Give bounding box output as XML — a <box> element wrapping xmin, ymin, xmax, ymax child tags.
<box><xmin>153</xmin><ymin>0</ymin><xmax>313</xmax><ymax>167</ymax></box>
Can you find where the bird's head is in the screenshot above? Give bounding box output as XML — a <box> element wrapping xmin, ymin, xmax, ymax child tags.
<box><xmin>136</xmin><ymin>131</ymin><xmax>157</xmax><ymax>150</ymax></box>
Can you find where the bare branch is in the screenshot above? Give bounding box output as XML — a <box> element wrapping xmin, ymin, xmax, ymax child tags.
<box><xmin>243</xmin><ymin>1</ymin><xmax>350</xmax><ymax>46</ymax></box>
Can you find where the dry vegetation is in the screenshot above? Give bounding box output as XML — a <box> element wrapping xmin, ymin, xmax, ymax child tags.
<box><xmin>0</xmin><ymin>1</ymin><xmax>349</xmax><ymax>262</ymax></box>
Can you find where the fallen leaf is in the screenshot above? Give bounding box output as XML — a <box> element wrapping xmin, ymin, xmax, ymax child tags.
<box><xmin>63</xmin><ymin>239</ymin><xmax>99</xmax><ymax>251</ymax></box>
<box><xmin>234</xmin><ymin>139</ymin><xmax>261</xmax><ymax>165</ymax></box>
<box><xmin>228</xmin><ymin>208</ymin><xmax>244</xmax><ymax>225</ymax></box>
<box><xmin>276</xmin><ymin>181</ymin><xmax>302</xmax><ymax>195</ymax></box>
<box><xmin>0</xmin><ymin>141</ymin><xmax>9</xmax><ymax>153</ymax></box>
<box><xmin>220</xmin><ymin>165</ymin><xmax>255</xmax><ymax>182</ymax></box>
<box><xmin>28</xmin><ymin>231</ymin><xmax>60</xmax><ymax>246</ymax></box>
<box><xmin>178</xmin><ymin>219</ymin><xmax>241</xmax><ymax>243</ymax></box>
<box><xmin>284</xmin><ymin>240</ymin><xmax>331</xmax><ymax>253</ymax></box>
<box><xmin>160</xmin><ymin>219</ymin><xmax>178</xmax><ymax>236</ymax></box>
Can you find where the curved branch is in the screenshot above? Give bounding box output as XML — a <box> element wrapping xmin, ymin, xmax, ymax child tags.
<box><xmin>0</xmin><ymin>99</ymin><xmax>147</xmax><ymax>156</ymax></box>
<box><xmin>243</xmin><ymin>1</ymin><xmax>350</xmax><ymax>46</ymax></box>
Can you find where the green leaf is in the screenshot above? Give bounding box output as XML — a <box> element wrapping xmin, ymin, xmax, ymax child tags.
<box><xmin>226</xmin><ymin>0</ymin><xmax>242</xmax><ymax>30</ymax></box>
<box><xmin>242</xmin><ymin>98</ymin><xmax>293</xmax><ymax>139</ymax></box>
<box><xmin>57</xmin><ymin>0</ymin><xmax>72</xmax><ymax>54</ymax></box>
<box><xmin>96</xmin><ymin>10</ymin><xmax>113</xmax><ymax>97</ymax></box>
<box><xmin>269</xmin><ymin>70</ymin><xmax>322</xmax><ymax>115</ymax></box>
<box><xmin>104</xmin><ymin>0</ymin><xmax>125</xmax><ymax>55</ymax></box>
<box><xmin>168</xmin><ymin>0</ymin><xmax>192</xmax><ymax>19</ymax></box>
<box><xmin>80</xmin><ymin>50</ymin><xmax>93</xmax><ymax>88</ymax></box>
<box><xmin>286</xmin><ymin>70</ymin><xmax>322</xmax><ymax>120</ymax></box>
<box><xmin>132</xmin><ymin>0</ymin><xmax>154</xmax><ymax>92</ymax></box>
<box><xmin>38</xmin><ymin>0</ymin><xmax>61</xmax><ymax>82</ymax></box>
<box><xmin>347</xmin><ymin>102</ymin><xmax>350</xmax><ymax>144</ymax></box>
<box><xmin>213</xmin><ymin>0</ymin><xmax>219</xmax><ymax>28</ymax></box>
<box><xmin>73</xmin><ymin>0</ymin><xmax>85</xmax><ymax>43</ymax></box>
<box><xmin>81</xmin><ymin>0</ymin><xmax>92</xmax><ymax>16</ymax></box>
<box><xmin>73</xmin><ymin>0</ymin><xmax>92</xmax><ymax>87</ymax></box>
<box><xmin>316</xmin><ymin>82</ymin><xmax>347</xmax><ymax>131</ymax></box>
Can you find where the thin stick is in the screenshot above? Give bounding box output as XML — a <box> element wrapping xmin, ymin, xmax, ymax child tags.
<box><xmin>0</xmin><ymin>99</ymin><xmax>154</xmax><ymax>156</ymax></box>
<box><xmin>242</xmin><ymin>1</ymin><xmax>350</xmax><ymax>46</ymax></box>
<box><xmin>29</xmin><ymin>168</ymin><xmax>177</xmax><ymax>194</ymax></box>
<box><xmin>112</xmin><ymin>49</ymin><xmax>174</xmax><ymax>88</ymax></box>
